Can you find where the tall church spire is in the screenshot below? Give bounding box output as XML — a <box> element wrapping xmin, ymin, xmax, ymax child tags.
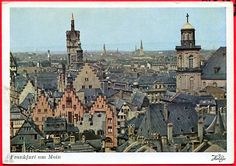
<box><xmin>139</xmin><ymin>40</ymin><xmax>144</xmax><ymax>56</ymax></box>
<box><xmin>71</xmin><ymin>13</ymin><xmax>75</xmax><ymax>31</ymax></box>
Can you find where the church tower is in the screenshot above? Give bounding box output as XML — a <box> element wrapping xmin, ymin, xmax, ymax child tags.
<box><xmin>176</xmin><ymin>14</ymin><xmax>201</xmax><ymax>94</ymax></box>
<box><xmin>139</xmin><ymin>40</ymin><xmax>144</xmax><ymax>56</ymax></box>
<box><xmin>66</xmin><ymin>13</ymin><xmax>83</xmax><ymax>69</ymax></box>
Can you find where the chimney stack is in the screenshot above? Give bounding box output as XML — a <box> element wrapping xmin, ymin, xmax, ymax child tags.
<box><xmin>198</xmin><ymin>119</ymin><xmax>204</xmax><ymax>143</ymax></box>
<box><xmin>167</xmin><ymin>123</ymin><xmax>173</xmax><ymax>143</ymax></box>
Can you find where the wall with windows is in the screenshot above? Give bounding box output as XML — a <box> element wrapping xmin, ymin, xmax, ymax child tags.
<box><xmin>32</xmin><ymin>94</ymin><xmax>54</xmax><ymax>131</ymax></box>
<box><xmin>73</xmin><ymin>63</ymin><xmax>101</xmax><ymax>91</ymax></box>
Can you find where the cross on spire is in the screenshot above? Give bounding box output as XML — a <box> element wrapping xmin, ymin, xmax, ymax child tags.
<box><xmin>186</xmin><ymin>13</ymin><xmax>189</xmax><ymax>23</ymax></box>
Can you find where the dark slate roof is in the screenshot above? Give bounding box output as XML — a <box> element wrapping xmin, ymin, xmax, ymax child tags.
<box><xmin>138</xmin><ymin>104</ymin><xmax>167</xmax><ymax>137</ymax></box>
<box><xmin>171</xmin><ymin>93</ymin><xmax>216</xmax><ymax>106</ymax></box>
<box><xmin>137</xmin><ymin>74</ymin><xmax>176</xmax><ymax>85</ymax></box>
<box><xmin>103</xmin><ymin>88</ymin><xmax>119</xmax><ymax>98</ymax></box>
<box><xmin>53</xmin><ymin>91</ymin><xmax>63</xmax><ymax>98</ymax></box>
<box><xmin>131</xmin><ymin>90</ymin><xmax>149</xmax><ymax>108</ymax></box>
<box><xmin>206</xmin><ymin>111</ymin><xmax>225</xmax><ymax>133</ymax></box>
<box><xmin>86</xmin><ymin>139</ymin><xmax>102</xmax><ymax>150</ymax></box>
<box><xmin>171</xmin><ymin>93</ymin><xmax>199</xmax><ymax>105</ymax></box>
<box><xmin>10</xmin><ymin>105</ymin><xmax>27</xmax><ymax>120</ymax></box>
<box><xmin>44</xmin><ymin>117</ymin><xmax>67</xmax><ymax>133</ymax></box>
<box><xmin>64</xmin><ymin>141</ymin><xmax>95</xmax><ymax>152</ymax></box>
<box><xmin>201</xmin><ymin>47</ymin><xmax>226</xmax><ymax>80</ymax></box>
<box><xmin>82</xmin><ymin>130</ymin><xmax>101</xmax><ymax>140</ymax></box>
<box><xmin>67</xmin><ymin>123</ymin><xmax>79</xmax><ymax>133</ymax></box>
<box><xmin>12</xmin><ymin>119</ymin><xmax>44</xmax><ymax>146</ymax></box>
<box><xmin>78</xmin><ymin>88</ymin><xmax>103</xmax><ymax>104</ymax></box>
<box><xmin>203</xmin><ymin>114</ymin><xmax>216</xmax><ymax>128</ymax></box>
<box><xmin>111</xmin><ymin>98</ymin><xmax>127</xmax><ymax>110</ymax></box>
<box><xmin>127</xmin><ymin>114</ymin><xmax>145</xmax><ymax>130</ymax></box>
<box><xmin>116</xmin><ymin>141</ymin><xmax>129</xmax><ymax>152</ymax></box>
<box><xmin>14</xmin><ymin>75</ymin><xmax>28</xmax><ymax>92</ymax></box>
<box><xmin>168</xmin><ymin>103</ymin><xmax>198</xmax><ymax>135</ymax></box>
<box><xmin>19</xmin><ymin>93</ymin><xmax>34</xmax><ymax>110</ymax></box>
<box><xmin>29</xmin><ymin>72</ymin><xmax>58</xmax><ymax>91</ymax></box>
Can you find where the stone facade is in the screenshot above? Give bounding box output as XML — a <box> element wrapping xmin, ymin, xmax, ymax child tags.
<box><xmin>66</xmin><ymin>14</ymin><xmax>83</xmax><ymax>68</ymax></box>
<box><xmin>176</xmin><ymin>14</ymin><xmax>201</xmax><ymax>94</ymax></box>
<box><xmin>90</xmin><ymin>96</ymin><xmax>117</xmax><ymax>148</ymax></box>
<box><xmin>32</xmin><ymin>93</ymin><xmax>54</xmax><ymax>131</ymax></box>
<box><xmin>55</xmin><ymin>85</ymin><xmax>84</xmax><ymax>124</ymax></box>
<box><xmin>73</xmin><ymin>63</ymin><xmax>101</xmax><ymax>92</ymax></box>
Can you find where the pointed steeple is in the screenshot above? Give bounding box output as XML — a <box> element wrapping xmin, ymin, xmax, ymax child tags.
<box><xmin>103</xmin><ymin>44</ymin><xmax>107</xmax><ymax>56</ymax></box>
<box><xmin>140</xmin><ymin>40</ymin><xmax>143</xmax><ymax>50</ymax></box>
<box><xmin>72</xmin><ymin>13</ymin><xmax>74</xmax><ymax>20</ymax></box>
<box><xmin>139</xmin><ymin>40</ymin><xmax>144</xmax><ymax>56</ymax></box>
<box><xmin>71</xmin><ymin>13</ymin><xmax>75</xmax><ymax>31</ymax></box>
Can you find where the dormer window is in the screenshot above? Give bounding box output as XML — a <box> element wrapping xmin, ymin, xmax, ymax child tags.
<box><xmin>214</xmin><ymin>67</ymin><xmax>221</xmax><ymax>74</ymax></box>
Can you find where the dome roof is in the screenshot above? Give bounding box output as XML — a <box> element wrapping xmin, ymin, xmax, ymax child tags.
<box><xmin>182</xmin><ymin>22</ymin><xmax>194</xmax><ymax>30</ymax></box>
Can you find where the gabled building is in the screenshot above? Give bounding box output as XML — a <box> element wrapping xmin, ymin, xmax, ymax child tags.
<box><xmin>11</xmin><ymin>119</ymin><xmax>44</xmax><ymax>152</ymax></box>
<box><xmin>73</xmin><ymin>63</ymin><xmax>101</xmax><ymax>91</ymax></box>
<box><xmin>10</xmin><ymin>105</ymin><xmax>27</xmax><ymax>137</ymax></box>
<box><xmin>32</xmin><ymin>92</ymin><xmax>54</xmax><ymax>131</ymax></box>
<box><xmin>90</xmin><ymin>96</ymin><xmax>117</xmax><ymax>149</ymax></box>
<box><xmin>201</xmin><ymin>47</ymin><xmax>226</xmax><ymax>89</ymax></box>
<box><xmin>55</xmin><ymin>84</ymin><xmax>85</xmax><ymax>124</ymax></box>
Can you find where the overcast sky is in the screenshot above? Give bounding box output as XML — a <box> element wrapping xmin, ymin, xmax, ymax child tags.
<box><xmin>10</xmin><ymin>7</ymin><xmax>226</xmax><ymax>52</ymax></box>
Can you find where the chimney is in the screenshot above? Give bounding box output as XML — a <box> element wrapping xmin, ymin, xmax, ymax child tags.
<box><xmin>167</xmin><ymin>123</ymin><xmax>173</xmax><ymax>143</ymax></box>
<box><xmin>73</xmin><ymin>116</ymin><xmax>77</xmax><ymax>127</ymax></box>
<box><xmin>70</xmin><ymin>135</ymin><xmax>75</xmax><ymax>144</ymax></box>
<box><xmin>161</xmin><ymin>136</ymin><xmax>168</xmax><ymax>145</ymax></box>
<box><xmin>81</xmin><ymin>135</ymin><xmax>86</xmax><ymax>144</ymax></box>
<box><xmin>163</xmin><ymin>103</ymin><xmax>169</xmax><ymax>121</ymax></box>
<box><xmin>198</xmin><ymin>119</ymin><xmax>204</xmax><ymax>143</ymax></box>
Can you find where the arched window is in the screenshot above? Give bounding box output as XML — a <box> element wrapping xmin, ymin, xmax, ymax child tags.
<box><xmin>178</xmin><ymin>56</ymin><xmax>182</xmax><ymax>68</ymax></box>
<box><xmin>189</xmin><ymin>55</ymin><xmax>193</xmax><ymax>68</ymax></box>
<box><xmin>213</xmin><ymin>82</ymin><xmax>217</xmax><ymax>87</ymax></box>
<box><xmin>203</xmin><ymin>81</ymin><xmax>206</xmax><ymax>87</ymax></box>
<box><xmin>189</xmin><ymin>77</ymin><xmax>194</xmax><ymax>90</ymax></box>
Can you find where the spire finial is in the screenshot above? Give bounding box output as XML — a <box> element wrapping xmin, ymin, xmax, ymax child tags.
<box><xmin>186</xmin><ymin>13</ymin><xmax>189</xmax><ymax>23</ymax></box>
<box><xmin>72</xmin><ymin>13</ymin><xmax>74</xmax><ymax>20</ymax></box>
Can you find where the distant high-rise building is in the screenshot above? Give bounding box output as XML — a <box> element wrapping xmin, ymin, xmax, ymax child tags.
<box><xmin>66</xmin><ymin>13</ymin><xmax>83</xmax><ymax>68</ymax></box>
<box><xmin>176</xmin><ymin>14</ymin><xmax>201</xmax><ymax>94</ymax></box>
<box><xmin>139</xmin><ymin>40</ymin><xmax>144</xmax><ymax>56</ymax></box>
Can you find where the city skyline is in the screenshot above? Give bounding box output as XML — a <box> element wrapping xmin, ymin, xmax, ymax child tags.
<box><xmin>10</xmin><ymin>7</ymin><xmax>226</xmax><ymax>52</ymax></box>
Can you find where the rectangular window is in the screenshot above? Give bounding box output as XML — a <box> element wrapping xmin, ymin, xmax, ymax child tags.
<box><xmin>44</xmin><ymin>109</ymin><xmax>47</xmax><ymax>113</ymax></box>
<box><xmin>38</xmin><ymin>109</ymin><xmax>41</xmax><ymax>113</ymax></box>
<box><xmin>82</xmin><ymin>85</ymin><xmax>85</xmax><ymax>89</ymax></box>
<box><xmin>108</xmin><ymin>118</ymin><xmax>112</xmax><ymax>124</ymax></box>
<box><xmin>89</xmin><ymin>85</ymin><xmax>92</xmax><ymax>89</ymax></box>
<box><xmin>108</xmin><ymin>127</ymin><xmax>112</xmax><ymax>133</ymax></box>
<box><xmin>66</xmin><ymin>97</ymin><xmax>72</xmax><ymax>108</ymax></box>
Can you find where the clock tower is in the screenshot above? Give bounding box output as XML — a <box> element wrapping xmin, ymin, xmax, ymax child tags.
<box><xmin>66</xmin><ymin>13</ymin><xmax>83</xmax><ymax>69</ymax></box>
